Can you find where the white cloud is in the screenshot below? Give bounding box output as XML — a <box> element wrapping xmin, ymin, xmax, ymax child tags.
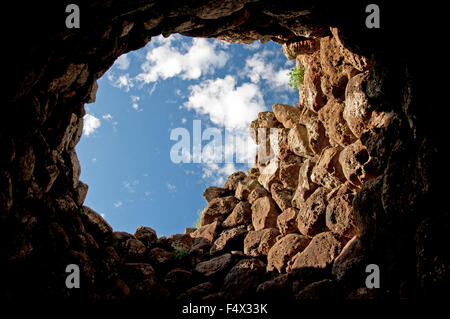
<box><xmin>123</xmin><ymin>180</ymin><xmax>139</xmax><ymax>193</ymax></box>
<box><xmin>130</xmin><ymin>95</ymin><xmax>141</xmax><ymax>111</ymax></box>
<box><xmin>114</xmin><ymin>54</ymin><xmax>130</xmax><ymax>70</ymax></box>
<box><xmin>91</xmin><ymin>158</ymin><xmax>97</xmax><ymax>163</ymax></box>
<box><xmin>136</xmin><ymin>37</ymin><xmax>229</xmax><ymax>83</ymax></box>
<box><xmin>244</xmin><ymin>52</ymin><xmax>290</xmax><ymax>90</ymax></box>
<box><xmin>184</xmin><ymin>75</ymin><xmax>265</xmax><ymax>130</ymax></box>
<box><xmin>107</xmin><ymin>73</ymin><xmax>134</xmax><ymax>92</ymax></box>
<box><xmin>102</xmin><ymin>114</ymin><xmax>113</xmax><ymax>120</ymax></box>
<box><xmin>113</xmin><ymin>201</ymin><xmax>123</xmax><ymax>208</ymax></box>
<box><xmin>246</xmin><ymin>41</ymin><xmax>262</xmax><ymax>50</ymax></box>
<box><xmin>202</xmin><ymin>163</ymin><xmax>240</xmax><ymax>186</ymax></box>
<box><xmin>181</xmin><ymin>117</ymin><xmax>187</xmax><ymax>124</ymax></box>
<box><xmin>83</xmin><ymin>114</ymin><xmax>101</xmax><ymax>136</ymax></box>
<box><xmin>167</xmin><ymin>182</ymin><xmax>176</xmax><ymax>192</ymax></box>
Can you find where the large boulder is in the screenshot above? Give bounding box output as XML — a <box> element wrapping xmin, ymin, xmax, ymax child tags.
<box><xmin>288</xmin><ymin>232</ymin><xmax>342</xmax><ymax>271</ymax></box>
<box><xmin>163</xmin><ymin>268</ymin><xmax>192</xmax><ymax>294</ymax></box>
<box><xmin>112</xmin><ymin>232</ymin><xmax>147</xmax><ymax>261</ymax></box>
<box><xmin>288</xmin><ymin>124</ymin><xmax>314</xmax><ymax>158</ymax></box>
<box><xmin>267</xmin><ymin>233</ymin><xmax>310</xmax><ymax>273</ymax></box>
<box><xmin>223</xmin><ymin>171</ymin><xmax>247</xmax><ymax>192</ymax></box>
<box><xmin>318</xmin><ymin>99</ymin><xmax>357</xmax><ymax>147</ymax></box>
<box><xmin>297</xmin><ymin>187</ymin><xmax>328</xmax><ymax>236</ymax></box>
<box><xmin>222</xmin><ymin>258</ymin><xmax>266</xmax><ymax>299</ymax></box>
<box><xmin>248</xmin><ymin>186</ymin><xmax>270</xmax><ymax>204</ymax></box>
<box><xmin>168</xmin><ymin>233</ymin><xmax>192</xmax><ymax>251</ymax></box>
<box><xmin>325</xmin><ymin>184</ymin><xmax>356</xmax><ymax>238</ymax></box>
<box><xmin>134</xmin><ymin>226</ymin><xmax>157</xmax><ymax>247</ymax></box>
<box><xmin>257</xmin><ymin>157</ymin><xmax>279</xmax><ymax>191</ymax></box>
<box><xmin>209</xmin><ymin>226</ymin><xmax>247</xmax><ymax>255</ymax></box>
<box><xmin>243</xmin><ymin>228</ymin><xmax>279</xmax><ymax>257</ymax></box>
<box><xmin>344</xmin><ymin>71</ymin><xmax>372</xmax><ymax>138</ymax></box>
<box><xmin>81</xmin><ymin>206</ymin><xmax>113</xmax><ymax>238</ymax></box>
<box><xmin>298</xmin><ymin>107</ymin><xmax>330</xmax><ymax>155</ymax></box>
<box><xmin>190</xmin><ymin>220</ymin><xmax>221</xmax><ymax>243</ymax></box>
<box><xmin>278</xmin><ymin>150</ymin><xmax>301</xmax><ymax>191</ymax></box>
<box><xmin>277</xmin><ymin>207</ymin><xmax>299</xmax><ymax>236</ymax></box>
<box><xmin>298</xmin><ymin>52</ymin><xmax>327</xmax><ymax>112</ymax></box>
<box><xmin>249</xmin><ymin>111</ymin><xmax>283</xmax><ymax>143</ymax></box>
<box><xmin>270</xmin><ymin>182</ymin><xmax>293</xmax><ymax>211</ymax></box>
<box><xmin>235</xmin><ymin>177</ymin><xmax>260</xmax><ymax>200</ymax></box>
<box><xmin>200</xmin><ymin>196</ymin><xmax>239</xmax><ymax>226</ymax></box>
<box><xmin>310</xmin><ymin>147</ymin><xmax>346</xmax><ymax>189</ymax></box>
<box><xmin>291</xmin><ymin>158</ymin><xmax>318</xmax><ymax>208</ymax></box>
<box><xmin>223</xmin><ymin>201</ymin><xmax>252</xmax><ymax>228</ymax></box>
<box><xmin>331</xmin><ymin>236</ymin><xmax>367</xmax><ymax>285</ymax></box>
<box><xmin>203</xmin><ymin>186</ymin><xmax>230</xmax><ymax>202</ymax></box>
<box><xmin>272</xmin><ymin>104</ymin><xmax>302</xmax><ymax>128</ymax></box>
<box><xmin>251</xmin><ymin>196</ymin><xmax>279</xmax><ymax>231</ymax></box>
<box><xmin>194</xmin><ymin>253</ymin><xmax>233</xmax><ymax>279</ymax></box>
<box><xmin>338</xmin><ymin>140</ymin><xmax>371</xmax><ymax>187</ymax></box>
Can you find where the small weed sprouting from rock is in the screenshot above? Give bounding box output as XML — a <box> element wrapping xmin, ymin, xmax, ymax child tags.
<box><xmin>289</xmin><ymin>63</ymin><xmax>305</xmax><ymax>90</ymax></box>
<box><xmin>193</xmin><ymin>209</ymin><xmax>202</xmax><ymax>229</ymax></box>
<box><xmin>174</xmin><ymin>248</ymin><xmax>189</xmax><ymax>260</ymax></box>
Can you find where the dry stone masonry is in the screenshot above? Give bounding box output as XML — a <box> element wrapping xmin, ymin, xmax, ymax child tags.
<box><xmin>0</xmin><ymin>0</ymin><xmax>447</xmax><ymax>303</ymax></box>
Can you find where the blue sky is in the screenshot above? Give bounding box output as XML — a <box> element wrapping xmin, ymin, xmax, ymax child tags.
<box><xmin>76</xmin><ymin>35</ymin><xmax>297</xmax><ymax>237</ymax></box>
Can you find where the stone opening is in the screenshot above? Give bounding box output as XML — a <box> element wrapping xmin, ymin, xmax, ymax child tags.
<box><xmin>1</xmin><ymin>0</ymin><xmax>447</xmax><ymax>303</ymax></box>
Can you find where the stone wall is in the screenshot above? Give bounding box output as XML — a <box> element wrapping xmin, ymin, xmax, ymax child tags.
<box><xmin>0</xmin><ymin>0</ymin><xmax>448</xmax><ymax>301</ymax></box>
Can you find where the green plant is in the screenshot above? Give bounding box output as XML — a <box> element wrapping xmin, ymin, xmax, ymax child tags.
<box><xmin>173</xmin><ymin>248</ymin><xmax>189</xmax><ymax>260</ymax></box>
<box><xmin>193</xmin><ymin>209</ymin><xmax>202</xmax><ymax>229</ymax></box>
<box><xmin>288</xmin><ymin>64</ymin><xmax>305</xmax><ymax>90</ymax></box>
<box><xmin>79</xmin><ymin>207</ymin><xmax>84</xmax><ymax>215</ymax></box>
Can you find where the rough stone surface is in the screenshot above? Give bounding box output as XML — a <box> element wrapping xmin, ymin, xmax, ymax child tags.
<box><xmin>190</xmin><ymin>221</ymin><xmax>221</xmax><ymax>244</ymax></box>
<box><xmin>222</xmin><ymin>258</ymin><xmax>266</xmax><ymax>299</ymax></box>
<box><xmin>223</xmin><ymin>201</ymin><xmax>252</xmax><ymax>228</ymax></box>
<box><xmin>200</xmin><ymin>196</ymin><xmax>239</xmax><ymax>226</ymax></box>
<box><xmin>235</xmin><ymin>177</ymin><xmax>260</xmax><ymax>201</ymax></box>
<box><xmin>311</xmin><ymin>147</ymin><xmax>346</xmax><ymax>189</ymax></box>
<box><xmin>288</xmin><ymin>124</ymin><xmax>314</xmax><ymax>158</ymax></box>
<box><xmin>267</xmin><ymin>233</ymin><xmax>310</xmax><ymax>273</ymax></box>
<box><xmin>297</xmin><ymin>187</ymin><xmax>328</xmax><ymax>236</ymax></box>
<box><xmin>344</xmin><ymin>71</ymin><xmax>372</xmax><ymax>138</ymax></box>
<box><xmin>251</xmin><ymin>196</ymin><xmax>279</xmax><ymax>231</ymax></box>
<box><xmin>277</xmin><ymin>208</ymin><xmax>299</xmax><ymax>236</ymax></box>
<box><xmin>134</xmin><ymin>226</ymin><xmax>158</xmax><ymax>248</ymax></box>
<box><xmin>210</xmin><ymin>226</ymin><xmax>247</xmax><ymax>255</ymax></box>
<box><xmin>288</xmin><ymin>232</ymin><xmax>342</xmax><ymax>271</ymax></box>
<box><xmin>319</xmin><ymin>99</ymin><xmax>357</xmax><ymax>147</ymax></box>
<box><xmin>223</xmin><ymin>172</ymin><xmax>246</xmax><ymax>191</ymax></box>
<box><xmin>339</xmin><ymin>140</ymin><xmax>370</xmax><ymax>186</ymax></box>
<box><xmin>325</xmin><ymin>185</ymin><xmax>356</xmax><ymax>237</ymax></box>
<box><xmin>278</xmin><ymin>151</ymin><xmax>301</xmax><ymax>191</ymax></box>
<box><xmin>331</xmin><ymin>236</ymin><xmax>367</xmax><ymax>284</ymax></box>
<box><xmin>194</xmin><ymin>253</ymin><xmax>233</xmax><ymax>278</ymax></box>
<box><xmin>272</xmin><ymin>104</ymin><xmax>302</xmax><ymax>129</ymax></box>
<box><xmin>270</xmin><ymin>182</ymin><xmax>293</xmax><ymax>211</ymax></box>
<box><xmin>203</xmin><ymin>186</ymin><xmax>230</xmax><ymax>202</ymax></box>
<box><xmin>243</xmin><ymin>228</ymin><xmax>279</xmax><ymax>257</ymax></box>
